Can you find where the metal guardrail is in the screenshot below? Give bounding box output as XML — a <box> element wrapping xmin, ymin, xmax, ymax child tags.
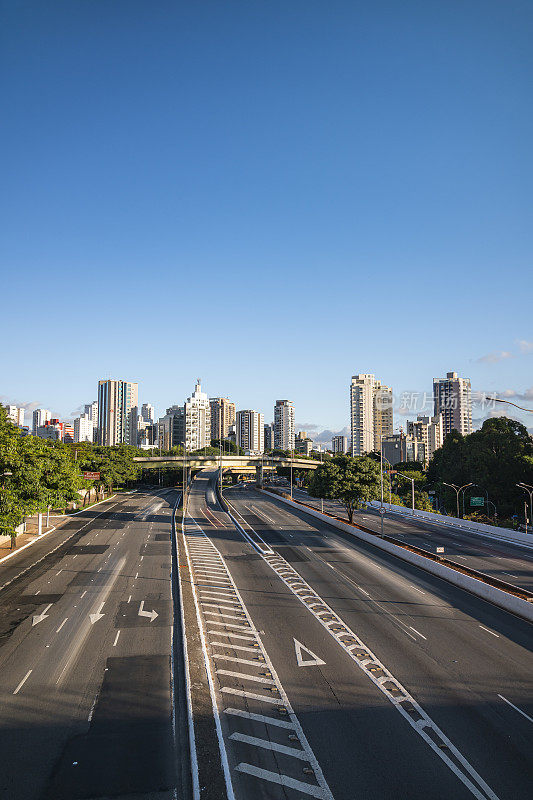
<box><xmin>263</xmin><ymin>488</ymin><xmax>533</xmax><ymax>604</ymax></box>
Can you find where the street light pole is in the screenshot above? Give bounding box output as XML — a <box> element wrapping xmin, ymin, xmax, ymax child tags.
<box><xmin>290</xmin><ymin>447</ymin><xmax>294</xmax><ymax>501</ymax></box>
<box><xmin>517</xmin><ymin>482</ymin><xmax>533</xmax><ymax>527</ymax></box>
<box><xmin>397</xmin><ymin>471</ymin><xmax>415</xmax><ymax>514</ymax></box>
<box><xmin>443</xmin><ymin>482</ymin><xmax>473</xmax><ymax>518</ymax></box>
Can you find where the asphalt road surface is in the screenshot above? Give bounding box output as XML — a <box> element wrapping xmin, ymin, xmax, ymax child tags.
<box><xmin>281</xmin><ymin>485</ymin><xmax>533</xmax><ymax>593</ymax></box>
<box><xmin>180</xmin><ymin>471</ymin><xmax>532</xmax><ymax>800</ymax></box>
<box><xmin>0</xmin><ymin>488</ymin><xmax>183</xmax><ymax>800</ymax></box>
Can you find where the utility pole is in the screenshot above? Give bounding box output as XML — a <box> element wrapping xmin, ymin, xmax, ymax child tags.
<box><xmin>517</xmin><ymin>483</ymin><xmax>533</xmax><ymax>528</ymax></box>
<box><xmin>443</xmin><ymin>482</ymin><xmax>473</xmax><ymax>519</ymax></box>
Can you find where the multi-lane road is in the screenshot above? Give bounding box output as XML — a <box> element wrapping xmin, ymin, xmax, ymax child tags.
<box><xmin>282</xmin><ymin>484</ymin><xmax>533</xmax><ymax>593</ymax></box>
<box><xmin>0</xmin><ymin>488</ymin><xmax>186</xmax><ymax>800</ymax></box>
<box><xmin>1</xmin><ymin>474</ymin><xmax>531</xmax><ymax>800</ymax></box>
<box><xmin>179</xmin><ymin>472</ymin><xmax>532</xmax><ymax>800</ymax></box>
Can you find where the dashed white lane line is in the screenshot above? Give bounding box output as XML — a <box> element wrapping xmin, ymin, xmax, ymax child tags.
<box><xmin>409</xmin><ymin>626</ymin><xmax>427</xmax><ymax>640</ymax></box>
<box><xmin>113</xmin><ymin>630</ymin><xmax>121</xmax><ymax>647</ymax></box>
<box><xmin>127</xmin><ymin>595</ymin><xmax>132</xmax><ymax>603</ymax></box>
<box><xmin>235</xmin><ymin>763</ymin><xmax>325</xmax><ymax>798</ymax></box>
<box><xmin>479</xmin><ymin>626</ymin><xmax>500</xmax><ymax>638</ymax></box>
<box><xmin>13</xmin><ymin>670</ymin><xmax>32</xmax><ymax>695</ymax></box>
<box><xmin>56</xmin><ymin>570</ymin><xmax>63</xmax><ymax>576</ymax></box>
<box><xmin>497</xmin><ymin>694</ymin><xmax>533</xmax><ymax>724</ymax></box>
<box><xmin>80</xmin><ymin>591</ymin><xmax>87</xmax><ymax>598</ymax></box>
<box><xmin>56</xmin><ymin>618</ymin><xmax>68</xmax><ymax>633</ymax></box>
<box><xmin>134</xmin><ymin>572</ymin><xmax>138</xmax><ymax>579</ymax></box>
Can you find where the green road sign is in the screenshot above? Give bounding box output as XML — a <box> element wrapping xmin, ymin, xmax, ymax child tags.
<box><xmin>470</xmin><ymin>497</ymin><xmax>484</xmax><ymax>507</ymax></box>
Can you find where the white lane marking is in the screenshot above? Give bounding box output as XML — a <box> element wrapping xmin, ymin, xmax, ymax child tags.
<box><xmin>138</xmin><ymin>600</ymin><xmax>158</xmax><ymax>622</ymax></box>
<box><xmin>202</xmin><ymin>602</ymin><xmax>241</xmax><ymax>611</ymax></box>
<box><xmin>134</xmin><ymin>572</ymin><xmax>138</xmax><ymax>579</ymax></box>
<box><xmin>80</xmin><ymin>591</ymin><xmax>87</xmax><ymax>598</ymax></box>
<box><xmin>235</xmin><ymin>763</ymin><xmax>325</xmax><ymax>798</ymax></box>
<box><xmin>497</xmin><ymin>694</ymin><xmax>533</xmax><ymax>724</ymax></box>
<box><xmin>216</xmin><ymin>669</ymin><xmax>275</xmax><ymax>685</ymax></box>
<box><xmin>127</xmin><ymin>595</ymin><xmax>132</xmax><ymax>603</ymax></box>
<box><xmin>412</xmin><ymin>587</ymin><xmax>425</xmax><ymax>594</ymax></box>
<box><xmin>140</xmin><ymin>556</ymin><xmax>143</xmax><ymax>562</ymax></box>
<box><xmin>294</xmin><ymin>639</ymin><xmax>326</xmax><ymax>667</ymax></box>
<box><xmin>409</xmin><ymin>626</ymin><xmax>427</xmax><ymax>640</ymax></box>
<box><xmin>479</xmin><ymin>625</ymin><xmax>500</xmax><ymax>638</ymax></box>
<box><xmin>13</xmin><ymin>670</ymin><xmax>32</xmax><ymax>695</ymax></box>
<box><xmin>73</xmin><ymin>555</ymin><xmax>77</xmax><ymax>559</ymax></box>
<box><xmin>230</xmin><ymin>731</ymin><xmax>309</xmax><ymax>760</ymax></box>
<box><xmin>32</xmin><ymin>603</ymin><xmax>53</xmax><ymax>626</ymax></box>
<box><xmin>214</xmin><ymin>653</ymin><xmax>265</xmax><ymax>667</ymax></box>
<box><xmin>224</xmin><ymin>707</ymin><xmax>295</xmax><ymax>729</ymax></box>
<box><xmin>35</xmin><ymin>590</ymin><xmax>40</xmax><ymax>595</ymax></box>
<box><xmin>56</xmin><ymin>570</ymin><xmax>63</xmax><ymax>576</ymax></box>
<box><xmin>359</xmin><ymin>588</ymin><xmax>370</xmax><ymax>597</ymax></box>
<box><xmin>89</xmin><ymin>601</ymin><xmax>105</xmax><ymax>624</ymax></box>
<box><xmin>207</xmin><ymin>620</ymin><xmax>256</xmax><ymax>632</ymax></box>
<box><xmin>199</xmin><ymin>590</ymin><xmax>236</xmax><ymax>599</ymax></box>
<box><xmin>221</xmin><ymin>687</ymin><xmax>281</xmax><ymax>704</ymax></box>
<box><xmin>113</xmin><ymin>630</ymin><xmax>121</xmax><ymax>647</ymax></box>
<box><xmin>204</xmin><ymin>611</ymin><xmax>246</xmax><ymax>622</ymax></box>
<box><xmin>56</xmin><ymin>618</ymin><xmax>68</xmax><ymax>633</ymax></box>
<box><xmin>207</xmin><ymin>630</ymin><xmax>257</xmax><ymax>641</ymax></box>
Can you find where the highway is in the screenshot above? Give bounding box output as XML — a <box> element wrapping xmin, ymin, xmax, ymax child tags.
<box><xmin>280</xmin><ymin>484</ymin><xmax>533</xmax><ymax>593</ymax></box>
<box><xmin>0</xmin><ymin>488</ymin><xmax>185</xmax><ymax>800</ymax></box>
<box><xmin>180</xmin><ymin>471</ymin><xmax>533</xmax><ymax>800</ymax></box>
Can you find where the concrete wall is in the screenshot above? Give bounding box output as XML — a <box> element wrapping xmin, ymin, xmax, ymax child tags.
<box><xmin>367</xmin><ymin>500</ymin><xmax>533</xmax><ymax>548</ymax></box>
<box><xmin>262</xmin><ymin>490</ymin><xmax>533</xmax><ymax>624</ymax></box>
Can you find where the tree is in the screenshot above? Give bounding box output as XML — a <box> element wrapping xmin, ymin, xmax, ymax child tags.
<box><xmin>308</xmin><ymin>454</ymin><xmax>386</xmax><ymax>522</ymax></box>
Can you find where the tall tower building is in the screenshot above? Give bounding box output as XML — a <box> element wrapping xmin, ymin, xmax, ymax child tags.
<box><xmin>141</xmin><ymin>403</ymin><xmax>155</xmax><ymax>424</ymax></box>
<box><xmin>274</xmin><ymin>400</ymin><xmax>295</xmax><ymax>451</ymax></box>
<box><xmin>209</xmin><ymin>397</ymin><xmax>236</xmax><ymax>441</ymax></box>
<box><xmin>6</xmin><ymin>405</ymin><xmax>25</xmax><ymax>427</ymax></box>
<box><xmin>97</xmin><ymin>380</ymin><xmax>138</xmax><ymax>446</ymax></box>
<box><xmin>175</xmin><ymin>379</ymin><xmax>212</xmax><ymax>451</ymax></box>
<box><xmin>433</xmin><ymin>371</ymin><xmax>472</xmax><ymax>437</ymax></box>
<box><xmin>236</xmin><ymin>410</ymin><xmax>264</xmax><ymax>454</ymax></box>
<box><xmin>264</xmin><ymin>423</ymin><xmax>275</xmax><ymax>452</ymax></box>
<box><xmin>32</xmin><ymin>408</ymin><xmax>51</xmax><ymax>435</ymax></box>
<box><xmin>350</xmin><ymin>374</ymin><xmax>393</xmax><ymax>456</ymax></box>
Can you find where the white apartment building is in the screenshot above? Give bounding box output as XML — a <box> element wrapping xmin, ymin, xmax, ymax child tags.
<box><xmin>433</xmin><ymin>371</ymin><xmax>472</xmax><ymax>437</ymax></box>
<box><xmin>32</xmin><ymin>408</ymin><xmax>51</xmax><ymax>434</ymax></box>
<box><xmin>6</xmin><ymin>405</ymin><xmax>25</xmax><ymax>427</ymax></box>
<box><xmin>332</xmin><ymin>435</ymin><xmax>348</xmax><ymax>454</ymax></box>
<box><xmin>350</xmin><ymin>374</ymin><xmax>393</xmax><ymax>456</ymax></box>
<box><xmin>236</xmin><ymin>410</ymin><xmax>264</xmax><ymax>454</ymax></box>
<box><xmin>407</xmin><ymin>415</ymin><xmax>444</xmax><ymax>465</ymax></box>
<box><xmin>209</xmin><ymin>397</ymin><xmax>236</xmax><ymax>441</ymax></box>
<box><xmin>274</xmin><ymin>400</ymin><xmax>295</xmax><ymax>451</ymax></box>
<box><xmin>141</xmin><ymin>403</ymin><xmax>155</xmax><ymax>424</ymax></box>
<box><xmin>74</xmin><ymin>413</ymin><xmax>95</xmax><ymax>443</ymax></box>
<box><xmin>97</xmin><ymin>380</ymin><xmax>138</xmax><ymax>446</ymax></box>
<box><xmin>180</xmin><ymin>380</ymin><xmax>211</xmax><ymax>451</ymax></box>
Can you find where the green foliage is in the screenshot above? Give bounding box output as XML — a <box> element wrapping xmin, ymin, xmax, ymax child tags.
<box><xmin>308</xmin><ymin>454</ymin><xmax>386</xmax><ymax>522</ymax></box>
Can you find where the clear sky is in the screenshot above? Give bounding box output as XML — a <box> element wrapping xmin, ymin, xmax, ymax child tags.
<box><xmin>2</xmin><ymin>1</ymin><xmax>532</xmax><ymax>435</ymax></box>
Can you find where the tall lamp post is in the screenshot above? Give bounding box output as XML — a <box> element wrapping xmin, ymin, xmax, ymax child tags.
<box><xmin>397</xmin><ymin>471</ymin><xmax>416</xmax><ymax>514</ymax></box>
<box><xmin>442</xmin><ymin>482</ymin><xmax>473</xmax><ymax>519</ymax></box>
<box><xmin>517</xmin><ymin>483</ymin><xmax>533</xmax><ymax>529</ymax></box>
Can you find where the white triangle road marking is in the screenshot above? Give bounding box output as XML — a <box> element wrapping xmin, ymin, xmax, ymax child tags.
<box><xmin>294</xmin><ymin>638</ymin><xmax>326</xmax><ymax>667</ymax></box>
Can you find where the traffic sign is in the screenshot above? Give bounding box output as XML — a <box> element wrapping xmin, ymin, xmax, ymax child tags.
<box><xmin>82</xmin><ymin>471</ymin><xmax>100</xmax><ymax>480</ymax></box>
<box><xmin>379</xmin><ymin>507</ymin><xmax>386</xmax><ymax>515</ymax></box>
<box><xmin>470</xmin><ymin>497</ymin><xmax>484</xmax><ymax>507</ymax></box>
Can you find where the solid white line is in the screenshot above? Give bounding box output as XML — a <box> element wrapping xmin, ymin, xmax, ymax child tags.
<box><xmin>216</xmin><ymin>669</ymin><xmax>275</xmax><ymax>685</ymax></box>
<box><xmin>134</xmin><ymin>572</ymin><xmax>138</xmax><ymax>579</ymax></box>
<box><xmin>211</xmin><ymin>641</ymin><xmax>261</xmax><ymax>653</ymax></box>
<box><xmin>127</xmin><ymin>595</ymin><xmax>132</xmax><ymax>603</ymax></box>
<box><xmin>213</xmin><ymin>654</ymin><xmax>265</xmax><ymax>668</ymax></box>
<box><xmin>221</xmin><ymin>687</ymin><xmax>281</xmax><ymax>704</ymax></box>
<box><xmin>224</xmin><ymin>707</ymin><xmax>295</xmax><ymax>728</ymax></box>
<box><xmin>80</xmin><ymin>590</ymin><xmax>87</xmax><ymax>598</ymax></box>
<box><xmin>204</xmin><ymin>611</ymin><xmax>246</xmax><ymax>621</ymax></box>
<box><xmin>409</xmin><ymin>626</ymin><xmax>427</xmax><ymax>640</ymax></box>
<box><xmin>230</xmin><ymin>732</ymin><xmax>309</xmax><ymax>759</ymax></box>
<box><xmin>199</xmin><ymin>589</ymin><xmax>236</xmax><ymax>598</ymax></box>
<box><xmin>113</xmin><ymin>630</ymin><xmax>121</xmax><ymax>647</ymax></box>
<box><xmin>207</xmin><ymin>620</ymin><xmax>255</xmax><ymax>631</ymax></box>
<box><xmin>235</xmin><ymin>763</ymin><xmax>325</xmax><ymax>798</ymax></box>
<box><xmin>202</xmin><ymin>603</ymin><xmax>242</xmax><ymax>613</ymax></box>
<box><xmin>479</xmin><ymin>625</ymin><xmax>500</xmax><ymax>638</ymax></box>
<box><xmin>56</xmin><ymin>618</ymin><xmax>68</xmax><ymax>633</ymax></box>
<box><xmin>56</xmin><ymin>570</ymin><xmax>63</xmax><ymax>575</ymax></box>
<box><xmin>497</xmin><ymin>694</ymin><xmax>533</xmax><ymax>724</ymax></box>
<box><xmin>207</xmin><ymin>630</ymin><xmax>257</xmax><ymax>641</ymax></box>
<box><xmin>13</xmin><ymin>670</ymin><xmax>32</xmax><ymax>695</ymax></box>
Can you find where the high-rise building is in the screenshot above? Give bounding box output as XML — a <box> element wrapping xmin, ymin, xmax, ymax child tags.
<box><xmin>209</xmin><ymin>397</ymin><xmax>236</xmax><ymax>441</ymax></box>
<box><xmin>264</xmin><ymin>423</ymin><xmax>275</xmax><ymax>451</ymax></box>
<box><xmin>74</xmin><ymin>414</ymin><xmax>95</xmax><ymax>443</ymax></box>
<box><xmin>295</xmin><ymin>431</ymin><xmax>313</xmax><ymax>456</ymax></box>
<box><xmin>97</xmin><ymin>380</ymin><xmax>138</xmax><ymax>446</ymax></box>
<box><xmin>407</xmin><ymin>415</ymin><xmax>444</xmax><ymax>466</ymax></box>
<box><xmin>32</xmin><ymin>408</ymin><xmax>51</xmax><ymax>435</ymax></box>
<box><xmin>274</xmin><ymin>400</ymin><xmax>295</xmax><ymax>451</ymax></box>
<box><xmin>62</xmin><ymin>422</ymin><xmax>74</xmax><ymax>444</ymax></box>
<box><xmin>175</xmin><ymin>380</ymin><xmax>211</xmax><ymax>451</ymax></box>
<box><xmin>37</xmin><ymin>419</ymin><xmax>63</xmax><ymax>440</ymax></box>
<box><xmin>332</xmin><ymin>435</ymin><xmax>348</xmax><ymax>454</ymax></box>
<box><xmin>350</xmin><ymin>374</ymin><xmax>393</xmax><ymax>456</ymax></box>
<box><xmin>382</xmin><ymin>432</ymin><xmax>421</xmax><ymax>466</ymax></box>
<box><xmin>236</xmin><ymin>410</ymin><xmax>264</xmax><ymax>454</ymax></box>
<box><xmin>6</xmin><ymin>405</ymin><xmax>25</xmax><ymax>427</ymax></box>
<box><xmin>141</xmin><ymin>403</ymin><xmax>155</xmax><ymax>424</ymax></box>
<box><xmin>433</xmin><ymin>371</ymin><xmax>472</xmax><ymax>437</ymax></box>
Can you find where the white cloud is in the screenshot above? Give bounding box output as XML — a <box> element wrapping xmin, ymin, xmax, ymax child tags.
<box><xmin>517</xmin><ymin>339</ymin><xmax>533</xmax><ymax>353</ymax></box>
<box><xmin>475</xmin><ymin>350</ymin><xmax>513</xmax><ymax>364</ymax></box>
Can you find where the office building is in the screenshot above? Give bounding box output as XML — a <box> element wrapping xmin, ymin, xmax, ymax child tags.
<box><xmin>264</xmin><ymin>423</ymin><xmax>275</xmax><ymax>451</ymax></box>
<box><xmin>6</xmin><ymin>405</ymin><xmax>25</xmax><ymax>427</ymax></box>
<box><xmin>62</xmin><ymin>423</ymin><xmax>74</xmax><ymax>444</ymax></box>
<box><xmin>37</xmin><ymin>419</ymin><xmax>63</xmax><ymax>440</ymax></box>
<box><xmin>382</xmin><ymin>433</ymin><xmax>422</xmax><ymax>466</ymax></box>
<box><xmin>433</xmin><ymin>371</ymin><xmax>472</xmax><ymax>437</ymax></box>
<box><xmin>295</xmin><ymin>431</ymin><xmax>313</xmax><ymax>456</ymax></box>
<box><xmin>141</xmin><ymin>403</ymin><xmax>155</xmax><ymax>424</ymax></box>
<box><xmin>74</xmin><ymin>414</ymin><xmax>95</xmax><ymax>443</ymax></box>
<box><xmin>236</xmin><ymin>410</ymin><xmax>264</xmax><ymax>454</ymax></box>
<box><xmin>97</xmin><ymin>380</ymin><xmax>138</xmax><ymax>446</ymax></box>
<box><xmin>32</xmin><ymin>408</ymin><xmax>51</xmax><ymax>435</ymax></box>
<box><xmin>350</xmin><ymin>374</ymin><xmax>393</xmax><ymax>456</ymax></box>
<box><xmin>210</xmin><ymin>397</ymin><xmax>236</xmax><ymax>441</ymax></box>
<box><xmin>332</xmin><ymin>435</ymin><xmax>349</xmax><ymax>454</ymax></box>
<box><xmin>274</xmin><ymin>400</ymin><xmax>295</xmax><ymax>451</ymax></box>
<box><xmin>407</xmin><ymin>415</ymin><xmax>443</xmax><ymax>465</ymax></box>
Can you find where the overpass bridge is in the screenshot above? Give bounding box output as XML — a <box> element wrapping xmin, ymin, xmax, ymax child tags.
<box><xmin>133</xmin><ymin>454</ymin><xmax>321</xmax><ymax>485</ymax></box>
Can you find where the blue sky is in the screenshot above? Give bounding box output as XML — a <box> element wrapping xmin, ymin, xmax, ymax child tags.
<box><xmin>1</xmin><ymin>1</ymin><xmax>532</xmax><ymax>434</ymax></box>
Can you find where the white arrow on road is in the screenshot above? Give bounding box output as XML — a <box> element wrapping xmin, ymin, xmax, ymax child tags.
<box><xmin>89</xmin><ymin>602</ymin><xmax>105</xmax><ymax>624</ymax></box>
<box><xmin>294</xmin><ymin>638</ymin><xmax>326</xmax><ymax>667</ymax></box>
<box><xmin>32</xmin><ymin>603</ymin><xmax>53</xmax><ymax>626</ymax></box>
<box><xmin>138</xmin><ymin>600</ymin><xmax>158</xmax><ymax>622</ymax></box>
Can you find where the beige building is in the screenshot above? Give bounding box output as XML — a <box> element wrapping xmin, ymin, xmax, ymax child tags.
<box><xmin>274</xmin><ymin>400</ymin><xmax>295</xmax><ymax>451</ymax></box>
<box><xmin>236</xmin><ymin>410</ymin><xmax>264</xmax><ymax>454</ymax></box>
<box><xmin>295</xmin><ymin>431</ymin><xmax>313</xmax><ymax>456</ymax></box>
<box><xmin>433</xmin><ymin>371</ymin><xmax>472</xmax><ymax>437</ymax></box>
<box><xmin>332</xmin><ymin>435</ymin><xmax>348</xmax><ymax>454</ymax></box>
<box><xmin>350</xmin><ymin>374</ymin><xmax>393</xmax><ymax>456</ymax></box>
<box><xmin>6</xmin><ymin>405</ymin><xmax>25</xmax><ymax>427</ymax></box>
<box><xmin>209</xmin><ymin>397</ymin><xmax>236</xmax><ymax>441</ymax></box>
<box><xmin>407</xmin><ymin>415</ymin><xmax>443</xmax><ymax>465</ymax></box>
<box><xmin>97</xmin><ymin>380</ymin><xmax>138</xmax><ymax>446</ymax></box>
